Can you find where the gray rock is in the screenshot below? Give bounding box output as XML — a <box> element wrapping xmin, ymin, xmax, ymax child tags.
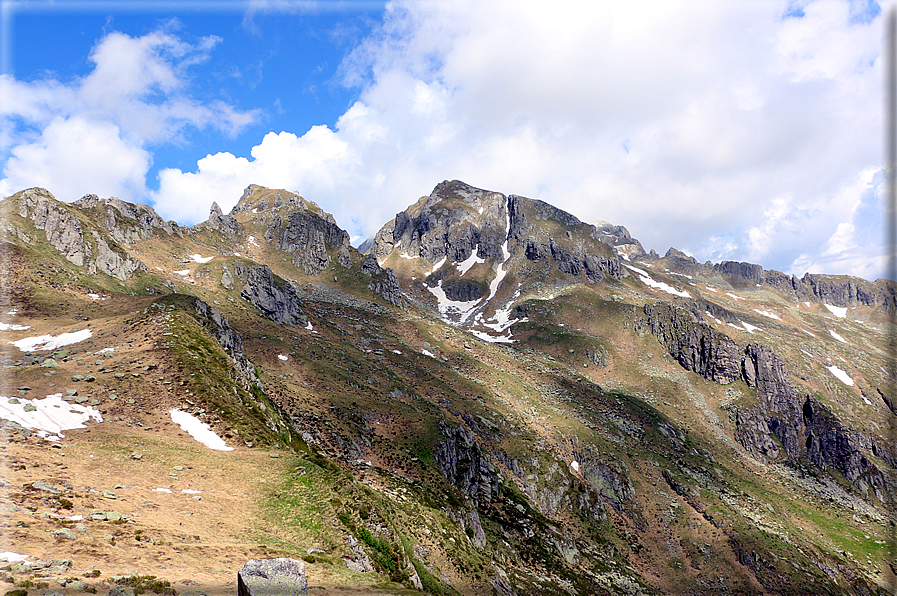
<box><xmin>434</xmin><ymin>421</ymin><xmax>500</xmax><ymax>505</ymax></box>
<box><xmin>66</xmin><ymin>580</ymin><xmax>90</xmax><ymax>591</ymax></box>
<box><xmin>237</xmin><ymin>558</ymin><xmax>308</xmax><ymax>596</ymax></box>
<box><xmin>107</xmin><ymin>586</ymin><xmax>135</xmax><ymax>596</ymax></box>
<box><xmin>17</xmin><ymin>188</ymin><xmax>88</xmax><ymax>266</ymax></box>
<box><xmin>344</xmin><ymin>535</ymin><xmax>374</xmax><ymax>573</ymax></box>
<box><xmin>199</xmin><ymin>201</ymin><xmax>242</xmax><ymax>236</ymax></box>
<box><xmin>53</xmin><ymin>528</ymin><xmax>77</xmax><ymax>540</ymax></box>
<box><xmin>644</xmin><ymin>303</ymin><xmax>741</xmax><ymax>384</ymax></box>
<box><xmin>31</xmin><ymin>480</ymin><xmax>63</xmax><ymax>494</ymax></box>
<box><xmin>360</xmin><ymin>255</ymin><xmax>402</xmax><ymax>305</ymax></box>
<box><xmin>237</xmin><ymin>264</ymin><xmax>308</xmax><ymax>327</ymax></box>
<box><xmin>221</xmin><ymin>263</ymin><xmax>235</xmax><ymax>289</ymax></box>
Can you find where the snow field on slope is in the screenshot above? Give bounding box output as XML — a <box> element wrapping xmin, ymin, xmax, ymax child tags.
<box><xmin>824</xmin><ymin>304</ymin><xmax>847</xmax><ymax>318</ymax></box>
<box><xmin>11</xmin><ymin>329</ymin><xmax>92</xmax><ymax>352</ymax></box>
<box><xmin>0</xmin><ymin>394</ymin><xmax>102</xmax><ymax>440</ymax></box>
<box><xmin>826</xmin><ymin>365</ymin><xmax>854</xmax><ymax>386</ymax></box>
<box><xmin>625</xmin><ymin>265</ymin><xmax>690</xmax><ymax>298</ymax></box>
<box><xmin>169</xmin><ymin>409</ymin><xmax>233</xmax><ymax>451</ymax></box>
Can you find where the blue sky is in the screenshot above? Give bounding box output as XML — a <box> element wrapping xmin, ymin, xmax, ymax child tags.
<box><xmin>0</xmin><ymin>0</ymin><xmax>889</xmax><ymax>281</ymax></box>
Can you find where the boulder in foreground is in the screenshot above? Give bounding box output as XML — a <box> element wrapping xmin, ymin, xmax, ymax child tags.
<box><xmin>237</xmin><ymin>558</ymin><xmax>308</xmax><ymax>596</ymax></box>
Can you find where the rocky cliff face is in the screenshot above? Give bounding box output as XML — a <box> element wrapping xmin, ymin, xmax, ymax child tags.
<box><xmin>267</xmin><ymin>210</ymin><xmax>351</xmax><ymax>274</ymax></box>
<box><xmin>74</xmin><ymin>193</ymin><xmax>181</xmax><ymax>244</ymax></box>
<box><xmin>644</xmin><ymin>301</ymin><xmax>892</xmax><ymax>500</ymax></box>
<box><xmin>10</xmin><ymin>188</ymin><xmax>147</xmax><ymax>281</ymax></box>
<box><xmin>434</xmin><ymin>420</ymin><xmax>501</xmax><ymax>505</ymax></box>
<box><xmin>235</xmin><ymin>264</ymin><xmax>308</xmax><ymax>326</ymax></box>
<box><xmin>644</xmin><ymin>303</ymin><xmax>742</xmax><ymax>384</ymax></box>
<box><xmin>197</xmin><ymin>202</ymin><xmax>242</xmax><ymax>236</ymax></box>
<box><xmin>360</xmin><ymin>255</ymin><xmax>402</xmax><ymax>306</ymax></box>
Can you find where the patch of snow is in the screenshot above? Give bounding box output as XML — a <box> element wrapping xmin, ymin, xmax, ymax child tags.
<box><xmin>421</xmin><ymin>349</ymin><xmax>435</xmax><ymax>357</ymax></box>
<box><xmin>804</xmin><ymin>301</ymin><xmax>812</xmax><ymax>307</ymax></box>
<box><xmin>174</xmin><ymin>269</ymin><xmax>190</xmax><ymax>276</ymax></box>
<box><xmin>427</xmin><ymin>280</ymin><xmax>481</xmax><ymax>324</ymax></box>
<box><xmin>12</xmin><ymin>329</ymin><xmax>92</xmax><ymax>352</ymax></box>
<box><xmin>0</xmin><ymin>552</ymin><xmax>31</xmax><ymax>563</ymax></box>
<box><xmin>824</xmin><ymin>304</ymin><xmax>847</xmax><ymax>318</ymax></box>
<box><xmin>399</xmin><ymin>252</ymin><xmax>417</xmax><ymax>260</ymax></box>
<box><xmin>0</xmin><ymin>322</ymin><xmax>30</xmax><ymax>331</ymax></box>
<box><xmin>468</xmin><ymin>329</ymin><xmax>516</xmax><ymax>344</ymax></box>
<box><xmin>169</xmin><ymin>409</ymin><xmax>233</xmax><ymax>451</ymax></box>
<box><xmin>153</xmin><ymin>488</ymin><xmax>173</xmax><ymax>493</ymax></box>
<box><xmin>181</xmin><ymin>489</ymin><xmax>201</xmax><ymax>494</ymax></box>
<box><xmin>753</xmin><ymin>309</ymin><xmax>780</xmax><ymax>321</ymax></box>
<box><xmin>705</xmin><ymin>312</ymin><xmax>723</xmax><ymax>325</ymax></box>
<box><xmin>68</xmin><ymin>515</ymin><xmax>83</xmax><ymax>521</ymax></box>
<box><xmin>248</xmin><ymin>235</ymin><xmax>259</xmax><ymax>247</ymax></box>
<box><xmin>741</xmin><ymin>322</ymin><xmax>762</xmax><ymax>333</ymax></box>
<box><xmin>87</xmin><ymin>293</ymin><xmax>108</xmax><ymax>301</ymax></box>
<box><xmin>252</xmin><ymin>208</ymin><xmax>258</xmax><ymax>213</ymax></box>
<box><xmin>669</xmin><ymin>271</ymin><xmax>693</xmax><ymax>279</ymax></box>
<box><xmin>826</xmin><ymin>365</ymin><xmax>854</xmax><ymax>386</ymax></box>
<box><xmin>625</xmin><ymin>265</ymin><xmax>689</xmax><ymax>298</ymax></box>
<box><xmin>430</xmin><ymin>257</ymin><xmax>446</xmax><ymax>275</ymax></box>
<box><xmin>0</xmin><ymin>393</ymin><xmax>102</xmax><ymax>440</ymax></box>
<box><xmin>278</xmin><ymin>354</ymin><xmax>288</xmax><ymax>361</ymax></box>
<box><xmin>704</xmin><ymin>286</ymin><xmax>718</xmax><ymax>292</ymax></box>
<box><xmin>727</xmin><ymin>323</ymin><xmax>742</xmax><ymax>331</ymax></box>
<box><xmin>726</xmin><ymin>292</ymin><xmax>745</xmax><ymax>301</ymax></box>
<box><xmin>570</xmin><ymin>460</ymin><xmax>580</xmax><ymax>472</ymax></box>
<box><xmin>95</xmin><ymin>347</ymin><xmax>116</xmax><ymax>354</ymax></box>
<box><xmin>155</xmin><ymin>267</ymin><xmax>164</xmax><ymax>271</ymax></box>
<box><xmin>6</xmin><ymin>309</ymin><xmax>17</xmax><ymax>315</ymax></box>
<box><xmin>829</xmin><ymin>329</ymin><xmax>847</xmax><ymax>343</ymax></box>
<box><xmin>861</xmin><ymin>395</ymin><xmax>872</xmax><ymax>405</ymax></box>
<box><xmin>233</xmin><ymin>252</ymin><xmax>241</xmax><ymax>257</ymax></box>
<box><xmin>801</xmin><ymin>329</ymin><xmax>816</xmax><ymax>337</ymax></box>
<box><xmin>190</xmin><ymin>254</ymin><xmax>213</xmax><ymax>264</ymax></box>
<box><xmin>305</xmin><ymin>321</ymin><xmax>316</xmax><ymax>333</ymax></box>
<box><xmin>392</xmin><ymin>349</ymin><xmax>402</xmax><ymax>355</ymax></box>
<box><xmin>456</xmin><ymin>252</ymin><xmax>485</xmax><ymax>276</ymax></box>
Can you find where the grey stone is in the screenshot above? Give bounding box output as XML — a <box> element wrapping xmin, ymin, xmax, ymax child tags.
<box><xmin>237</xmin><ymin>558</ymin><xmax>308</xmax><ymax>596</ymax></box>
<box><xmin>107</xmin><ymin>585</ymin><xmax>136</xmax><ymax>596</ymax></box>
<box><xmin>53</xmin><ymin>528</ymin><xmax>77</xmax><ymax>540</ymax></box>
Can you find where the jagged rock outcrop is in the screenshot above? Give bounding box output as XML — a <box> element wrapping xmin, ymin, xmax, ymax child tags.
<box><xmin>237</xmin><ymin>558</ymin><xmax>308</xmax><ymax>596</ymax></box>
<box><xmin>442</xmin><ymin>279</ymin><xmax>485</xmax><ymax>302</ymax></box>
<box><xmin>360</xmin><ymin>254</ymin><xmax>402</xmax><ymax>305</ymax></box>
<box><xmin>383</xmin><ymin>180</ymin><xmax>509</xmax><ymax>262</ymax></box>
<box><xmin>434</xmin><ymin>421</ymin><xmax>501</xmax><ymax>505</ymax></box>
<box><xmin>644</xmin><ymin>303</ymin><xmax>742</xmax><ymax>383</ymax></box>
<box><xmin>574</xmin><ymin>453</ymin><xmax>640</xmax><ymax>521</ymax></box>
<box><xmin>12</xmin><ymin>188</ymin><xmax>147</xmax><ymax>280</ymax></box>
<box><xmin>266</xmin><ymin>210</ymin><xmax>350</xmax><ymax>274</ymax></box>
<box><xmin>507</xmin><ymin>195</ymin><xmax>622</xmax><ymax>283</ymax></box>
<box><xmin>16</xmin><ymin>188</ymin><xmax>89</xmax><ymax>266</ymax></box>
<box><xmin>74</xmin><ymin>194</ymin><xmax>181</xmax><ymax>243</ymax></box>
<box><xmin>89</xmin><ymin>233</ymin><xmax>146</xmax><ymax>281</ymax></box>
<box><xmin>199</xmin><ymin>201</ymin><xmax>242</xmax><ymax>236</ymax></box>
<box><xmin>236</xmin><ymin>264</ymin><xmax>308</xmax><ymax>326</ymax></box>
<box><xmin>739</xmin><ymin>343</ymin><xmax>803</xmax><ymax>460</ymax></box>
<box><xmin>645</xmin><ymin>302</ymin><xmax>892</xmax><ymax>498</ymax></box>
<box><xmin>803</xmin><ymin>396</ymin><xmax>889</xmax><ymax>500</ymax></box>
<box><xmin>182</xmin><ymin>294</ymin><xmax>260</xmax><ymax>390</ymax></box>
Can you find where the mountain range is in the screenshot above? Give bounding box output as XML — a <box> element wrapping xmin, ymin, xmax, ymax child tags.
<box><xmin>0</xmin><ymin>180</ymin><xmax>894</xmax><ymax>595</ymax></box>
